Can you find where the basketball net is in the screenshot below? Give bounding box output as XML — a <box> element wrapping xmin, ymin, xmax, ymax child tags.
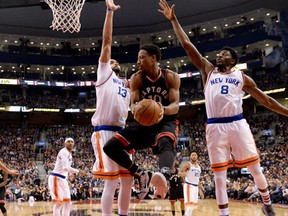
<box><xmin>44</xmin><ymin>0</ymin><xmax>86</xmax><ymax>33</ymax></box>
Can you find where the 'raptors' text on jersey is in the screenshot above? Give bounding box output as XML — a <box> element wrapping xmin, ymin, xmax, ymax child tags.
<box><xmin>204</xmin><ymin>69</ymin><xmax>245</xmax><ymax>118</ymax></box>
<box><xmin>139</xmin><ymin>68</ymin><xmax>170</xmax><ymax>106</ymax></box>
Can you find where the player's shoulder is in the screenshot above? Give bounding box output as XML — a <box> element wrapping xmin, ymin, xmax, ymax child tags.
<box><xmin>131</xmin><ymin>70</ymin><xmax>143</xmax><ymax>79</ymax></box>
<box><xmin>59</xmin><ymin>147</ymin><xmax>69</xmax><ymax>155</ymax></box>
<box><xmin>165</xmin><ymin>68</ymin><xmax>179</xmax><ymax>77</ymax></box>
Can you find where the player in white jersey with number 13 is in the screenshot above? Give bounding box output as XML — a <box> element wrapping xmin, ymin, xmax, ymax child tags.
<box><xmin>159</xmin><ymin>1</ymin><xmax>288</xmax><ymax>215</ymax></box>
<box><xmin>90</xmin><ymin>0</ymin><xmax>133</xmax><ymax>215</ymax></box>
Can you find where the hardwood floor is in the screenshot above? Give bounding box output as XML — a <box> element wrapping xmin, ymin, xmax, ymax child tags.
<box><xmin>5</xmin><ymin>199</ymin><xmax>288</xmax><ymax>216</ymax></box>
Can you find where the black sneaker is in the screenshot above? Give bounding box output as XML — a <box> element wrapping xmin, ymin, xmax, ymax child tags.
<box><xmin>136</xmin><ymin>170</ymin><xmax>153</xmax><ymax>199</ymax></box>
<box><xmin>262</xmin><ymin>204</ymin><xmax>275</xmax><ymax>216</ymax></box>
<box><xmin>160</xmin><ymin>167</ymin><xmax>172</xmax><ymax>180</ymax></box>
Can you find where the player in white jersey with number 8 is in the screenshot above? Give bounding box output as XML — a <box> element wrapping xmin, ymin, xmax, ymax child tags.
<box><xmin>159</xmin><ymin>0</ymin><xmax>288</xmax><ymax>215</ymax></box>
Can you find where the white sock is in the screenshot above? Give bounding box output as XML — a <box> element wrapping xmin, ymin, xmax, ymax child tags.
<box><xmin>219</xmin><ymin>208</ymin><xmax>229</xmax><ymax>216</ymax></box>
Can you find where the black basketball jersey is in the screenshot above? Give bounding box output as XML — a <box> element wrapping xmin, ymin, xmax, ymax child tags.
<box><xmin>140</xmin><ymin>68</ymin><xmax>170</xmax><ymax>106</ymax></box>
<box><xmin>169</xmin><ymin>171</ymin><xmax>182</xmax><ymax>188</ymax></box>
<box><xmin>0</xmin><ymin>170</ymin><xmax>4</xmax><ymax>185</ymax></box>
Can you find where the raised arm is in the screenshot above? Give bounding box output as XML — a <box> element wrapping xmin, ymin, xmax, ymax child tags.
<box><xmin>243</xmin><ymin>75</ymin><xmax>288</xmax><ymax>116</ymax></box>
<box><xmin>158</xmin><ymin>0</ymin><xmax>213</xmax><ymax>84</ymax></box>
<box><xmin>99</xmin><ymin>0</ymin><xmax>121</xmax><ymax>63</ymax></box>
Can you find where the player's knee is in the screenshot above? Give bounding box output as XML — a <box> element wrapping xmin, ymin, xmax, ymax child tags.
<box><xmin>158</xmin><ymin>137</ymin><xmax>174</xmax><ymax>153</ymax></box>
<box><xmin>248</xmin><ymin>163</ymin><xmax>262</xmax><ymax>177</ymax></box>
<box><xmin>214</xmin><ymin>171</ymin><xmax>226</xmax><ymax>187</ymax></box>
<box><xmin>103</xmin><ymin>137</ymin><xmax>121</xmax><ymax>157</ymax></box>
<box><xmin>0</xmin><ymin>203</ymin><xmax>6</xmax><ymax>213</ymax></box>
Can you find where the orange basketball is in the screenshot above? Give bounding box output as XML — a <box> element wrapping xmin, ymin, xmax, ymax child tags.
<box><xmin>134</xmin><ymin>99</ymin><xmax>162</xmax><ymax>126</ymax></box>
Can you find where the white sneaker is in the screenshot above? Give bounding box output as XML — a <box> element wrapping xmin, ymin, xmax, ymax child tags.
<box><xmin>150</xmin><ymin>172</ymin><xmax>167</xmax><ymax>199</ymax></box>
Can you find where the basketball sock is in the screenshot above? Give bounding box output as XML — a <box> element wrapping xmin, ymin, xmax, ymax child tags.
<box><xmin>219</xmin><ymin>208</ymin><xmax>229</xmax><ymax>216</ymax></box>
<box><xmin>102</xmin><ymin>179</ymin><xmax>119</xmax><ymax>216</ymax></box>
<box><xmin>172</xmin><ymin>210</ymin><xmax>175</xmax><ymax>216</ymax></box>
<box><xmin>181</xmin><ymin>210</ymin><xmax>185</xmax><ymax>216</ymax></box>
<box><xmin>118</xmin><ymin>176</ymin><xmax>133</xmax><ymax>215</ymax></box>
<box><xmin>62</xmin><ymin>201</ymin><xmax>72</xmax><ymax>216</ymax></box>
<box><xmin>259</xmin><ymin>190</ymin><xmax>272</xmax><ymax>206</ymax></box>
<box><xmin>53</xmin><ymin>203</ymin><xmax>62</xmax><ymax>216</ymax></box>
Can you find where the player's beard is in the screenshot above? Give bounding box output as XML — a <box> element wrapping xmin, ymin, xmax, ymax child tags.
<box><xmin>113</xmin><ymin>68</ymin><xmax>120</xmax><ymax>74</ymax></box>
<box><xmin>216</xmin><ymin>64</ymin><xmax>226</xmax><ymax>72</ymax></box>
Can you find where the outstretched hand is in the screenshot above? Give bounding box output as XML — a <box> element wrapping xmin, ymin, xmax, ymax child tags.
<box><xmin>158</xmin><ymin>0</ymin><xmax>175</xmax><ymax>21</ymax></box>
<box><xmin>8</xmin><ymin>169</ymin><xmax>19</xmax><ymax>176</ymax></box>
<box><xmin>106</xmin><ymin>0</ymin><xmax>121</xmax><ymax>11</ymax></box>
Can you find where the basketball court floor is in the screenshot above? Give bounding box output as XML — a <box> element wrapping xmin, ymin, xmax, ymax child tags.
<box><xmin>5</xmin><ymin>199</ymin><xmax>287</xmax><ymax>216</ymax></box>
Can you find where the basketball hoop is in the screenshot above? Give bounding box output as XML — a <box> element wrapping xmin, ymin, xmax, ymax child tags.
<box><xmin>44</xmin><ymin>0</ymin><xmax>86</xmax><ymax>33</ymax></box>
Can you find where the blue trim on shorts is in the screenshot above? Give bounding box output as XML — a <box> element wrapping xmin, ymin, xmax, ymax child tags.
<box><xmin>207</xmin><ymin>113</ymin><xmax>243</xmax><ymax>124</ymax></box>
<box><xmin>50</xmin><ymin>172</ymin><xmax>65</xmax><ymax>179</ymax></box>
<box><xmin>93</xmin><ymin>125</ymin><xmax>123</xmax><ymax>132</ymax></box>
<box><xmin>185</xmin><ymin>181</ymin><xmax>198</xmax><ymax>187</ymax></box>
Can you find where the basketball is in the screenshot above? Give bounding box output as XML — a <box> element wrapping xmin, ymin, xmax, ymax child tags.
<box><xmin>133</xmin><ymin>99</ymin><xmax>162</xmax><ymax>126</ymax></box>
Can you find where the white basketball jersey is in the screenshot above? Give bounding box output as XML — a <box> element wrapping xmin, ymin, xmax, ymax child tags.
<box><xmin>204</xmin><ymin>69</ymin><xmax>245</xmax><ymax>118</ymax></box>
<box><xmin>52</xmin><ymin>148</ymin><xmax>73</xmax><ymax>178</ymax></box>
<box><xmin>185</xmin><ymin>162</ymin><xmax>201</xmax><ymax>185</ymax></box>
<box><xmin>91</xmin><ymin>61</ymin><xmax>130</xmax><ymax>127</ymax></box>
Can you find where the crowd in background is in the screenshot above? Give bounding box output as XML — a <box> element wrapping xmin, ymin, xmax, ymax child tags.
<box><xmin>0</xmin><ymin>111</ymin><xmax>287</xmax><ymax>205</ymax></box>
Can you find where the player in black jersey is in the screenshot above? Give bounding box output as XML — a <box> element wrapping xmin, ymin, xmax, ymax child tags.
<box><xmin>0</xmin><ymin>169</ymin><xmax>8</xmax><ymax>216</ymax></box>
<box><xmin>0</xmin><ymin>162</ymin><xmax>18</xmax><ymax>177</ymax></box>
<box><xmin>169</xmin><ymin>164</ymin><xmax>185</xmax><ymax>216</ymax></box>
<box><xmin>104</xmin><ymin>44</ymin><xmax>181</xmax><ymax>199</ymax></box>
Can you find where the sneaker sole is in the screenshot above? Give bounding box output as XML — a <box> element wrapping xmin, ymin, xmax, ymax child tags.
<box><xmin>150</xmin><ymin>172</ymin><xmax>167</xmax><ymax>187</ymax></box>
<box><xmin>150</xmin><ymin>172</ymin><xmax>167</xmax><ymax>199</ymax></box>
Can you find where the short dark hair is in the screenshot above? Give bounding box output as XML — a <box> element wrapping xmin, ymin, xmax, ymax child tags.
<box><xmin>140</xmin><ymin>44</ymin><xmax>162</xmax><ymax>61</ymax></box>
<box><xmin>221</xmin><ymin>46</ymin><xmax>239</xmax><ymax>67</ymax></box>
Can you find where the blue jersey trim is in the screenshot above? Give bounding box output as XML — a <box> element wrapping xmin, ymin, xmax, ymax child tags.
<box><xmin>207</xmin><ymin>113</ymin><xmax>243</xmax><ymax>124</ymax></box>
<box><xmin>93</xmin><ymin>125</ymin><xmax>123</xmax><ymax>132</ymax></box>
<box><xmin>50</xmin><ymin>172</ymin><xmax>65</xmax><ymax>179</ymax></box>
<box><xmin>185</xmin><ymin>181</ymin><xmax>198</xmax><ymax>187</ymax></box>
